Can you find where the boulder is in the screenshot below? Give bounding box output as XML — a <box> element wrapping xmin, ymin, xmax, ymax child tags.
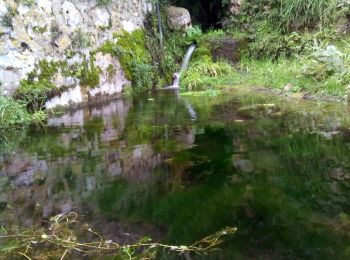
<box><xmin>208</xmin><ymin>36</ymin><xmax>247</xmax><ymax>63</ymax></box>
<box><xmin>166</xmin><ymin>6</ymin><xmax>191</xmax><ymax>31</ymax></box>
<box><xmin>228</xmin><ymin>0</ymin><xmax>243</xmax><ymax>15</ymax></box>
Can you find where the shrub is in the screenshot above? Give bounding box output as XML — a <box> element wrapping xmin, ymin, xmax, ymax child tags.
<box><xmin>301</xmin><ymin>45</ymin><xmax>348</xmax><ymax>80</ymax></box>
<box><xmin>182</xmin><ymin>58</ymin><xmax>233</xmax><ymax>90</ymax></box>
<box><xmin>15</xmin><ymin>60</ymin><xmax>60</xmax><ymax>111</ymax></box>
<box><xmin>0</xmin><ymin>96</ymin><xmax>30</xmax><ymax>126</ymax></box>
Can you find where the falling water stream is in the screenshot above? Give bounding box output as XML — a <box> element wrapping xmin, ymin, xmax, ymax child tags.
<box><xmin>164</xmin><ymin>43</ymin><xmax>196</xmax><ymax>89</ymax></box>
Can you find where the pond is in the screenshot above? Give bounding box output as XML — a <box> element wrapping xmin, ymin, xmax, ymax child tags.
<box><xmin>1</xmin><ymin>88</ymin><xmax>350</xmax><ymax>259</ymax></box>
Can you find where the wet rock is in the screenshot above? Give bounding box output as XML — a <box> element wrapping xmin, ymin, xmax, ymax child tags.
<box><xmin>331</xmin><ymin>168</ymin><xmax>350</xmax><ymax>181</ymax></box>
<box><xmin>166</xmin><ymin>6</ymin><xmax>192</xmax><ymax>31</ymax></box>
<box><xmin>238</xmin><ymin>103</ymin><xmax>280</xmax><ymax>119</ymax></box>
<box><xmin>233</xmin><ymin>155</ymin><xmax>254</xmax><ymax>173</ymax></box>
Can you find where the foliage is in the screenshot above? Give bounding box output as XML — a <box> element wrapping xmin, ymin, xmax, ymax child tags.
<box><xmin>16</xmin><ymin>60</ymin><xmax>60</xmax><ymax>111</ymax></box>
<box><xmin>0</xmin><ymin>96</ymin><xmax>30</xmax><ymax>126</ymax></box>
<box><xmin>76</xmin><ymin>58</ymin><xmax>101</xmax><ymax>88</ymax></box>
<box><xmin>279</xmin><ymin>0</ymin><xmax>338</xmax><ymax>29</ymax></box>
<box><xmin>0</xmin><ymin>212</ymin><xmax>236</xmax><ymax>259</ymax></box>
<box><xmin>302</xmin><ymin>45</ymin><xmax>347</xmax><ymax>78</ymax></box>
<box><xmin>0</xmin><ymin>95</ymin><xmax>47</xmax><ymax>127</ymax></box>
<box><xmin>227</xmin><ymin>0</ymin><xmax>339</xmax><ymax>32</ymax></box>
<box><xmin>100</xmin><ymin>30</ymin><xmax>155</xmax><ymax>92</ymax></box>
<box><xmin>71</xmin><ymin>29</ymin><xmax>91</xmax><ymax>49</ymax></box>
<box><xmin>0</xmin><ymin>7</ymin><xmax>15</xmax><ymax>29</ymax></box>
<box><xmin>96</xmin><ymin>0</ymin><xmax>111</xmax><ymax>6</ymax></box>
<box><xmin>182</xmin><ymin>58</ymin><xmax>233</xmax><ymax>90</ymax></box>
<box><xmin>50</xmin><ymin>21</ymin><xmax>61</xmax><ymax>43</ymax></box>
<box><xmin>301</xmin><ymin>44</ymin><xmax>350</xmax><ymax>96</ymax></box>
<box><xmin>15</xmin><ymin>0</ymin><xmax>35</xmax><ymax>7</ymax></box>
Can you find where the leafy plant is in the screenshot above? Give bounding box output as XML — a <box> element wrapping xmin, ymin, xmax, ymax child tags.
<box><xmin>0</xmin><ymin>96</ymin><xmax>30</xmax><ymax>126</ymax></box>
<box><xmin>182</xmin><ymin>58</ymin><xmax>233</xmax><ymax>90</ymax></box>
<box><xmin>302</xmin><ymin>45</ymin><xmax>348</xmax><ymax>79</ymax></box>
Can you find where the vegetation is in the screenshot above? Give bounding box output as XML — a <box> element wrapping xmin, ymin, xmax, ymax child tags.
<box><xmin>71</xmin><ymin>29</ymin><xmax>91</xmax><ymax>49</ymax></box>
<box><xmin>15</xmin><ymin>0</ymin><xmax>35</xmax><ymax>7</ymax></box>
<box><xmin>76</xmin><ymin>57</ymin><xmax>101</xmax><ymax>88</ymax></box>
<box><xmin>96</xmin><ymin>0</ymin><xmax>112</xmax><ymax>7</ymax></box>
<box><xmin>0</xmin><ymin>212</ymin><xmax>236</xmax><ymax>259</ymax></box>
<box><xmin>172</xmin><ymin>0</ymin><xmax>350</xmax><ymax>99</ymax></box>
<box><xmin>99</xmin><ymin>29</ymin><xmax>162</xmax><ymax>92</ymax></box>
<box><xmin>0</xmin><ymin>6</ymin><xmax>15</xmax><ymax>29</ymax></box>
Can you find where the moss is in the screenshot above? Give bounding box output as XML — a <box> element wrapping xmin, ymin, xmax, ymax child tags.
<box><xmin>76</xmin><ymin>58</ymin><xmax>101</xmax><ymax>88</ymax></box>
<box><xmin>106</xmin><ymin>64</ymin><xmax>115</xmax><ymax>81</ymax></box>
<box><xmin>71</xmin><ymin>29</ymin><xmax>91</xmax><ymax>49</ymax></box>
<box><xmin>15</xmin><ymin>59</ymin><xmax>60</xmax><ymax>111</ymax></box>
<box><xmin>15</xmin><ymin>0</ymin><xmax>35</xmax><ymax>7</ymax></box>
<box><xmin>98</xmin><ymin>30</ymin><xmax>154</xmax><ymax>92</ymax></box>
<box><xmin>32</xmin><ymin>25</ymin><xmax>48</xmax><ymax>33</ymax></box>
<box><xmin>191</xmin><ymin>46</ymin><xmax>212</xmax><ymax>63</ymax></box>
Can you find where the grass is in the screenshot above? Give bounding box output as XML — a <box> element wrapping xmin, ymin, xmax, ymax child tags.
<box><xmin>279</xmin><ymin>0</ymin><xmax>338</xmax><ymax>29</ymax></box>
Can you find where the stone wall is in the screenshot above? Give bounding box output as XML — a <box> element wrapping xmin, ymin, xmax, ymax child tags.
<box><xmin>0</xmin><ymin>0</ymin><xmax>152</xmax><ymax>108</ymax></box>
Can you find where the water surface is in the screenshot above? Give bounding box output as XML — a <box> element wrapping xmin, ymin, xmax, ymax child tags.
<box><xmin>1</xmin><ymin>88</ymin><xmax>350</xmax><ymax>259</ymax></box>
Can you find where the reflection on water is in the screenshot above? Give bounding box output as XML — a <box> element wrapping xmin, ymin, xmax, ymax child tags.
<box><xmin>2</xmin><ymin>89</ymin><xmax>350</xmax><ymax>258</ymax></box>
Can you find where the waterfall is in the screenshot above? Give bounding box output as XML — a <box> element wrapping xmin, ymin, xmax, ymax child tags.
<box><xmin>179</xmin><ymin>43</ymin><xmax>196</xmax><ymax>77</ymax></box>
<box><xmin>163</xmin><ymin>43</ymin><xmax>196</xmax><ymax>90</ymax></box>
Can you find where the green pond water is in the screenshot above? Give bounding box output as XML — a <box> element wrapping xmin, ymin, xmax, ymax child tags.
<box><xmin>2</xmin><ymin>88</ymin><xmax>350</xmax><ymax>259</ymax></box>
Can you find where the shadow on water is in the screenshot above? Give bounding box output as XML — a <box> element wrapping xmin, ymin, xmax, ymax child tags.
<box><xmin>2</xmin><ymin>89</ymin><xmax>350</xmax><ymax>258</ymax></box>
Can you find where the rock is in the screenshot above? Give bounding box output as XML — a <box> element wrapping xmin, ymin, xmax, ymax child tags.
<box><xmin>166</xmin><ymin>6</ymin><xmax>191</xmax><ymax>31</ymax></box>
<box><xmin>94</xmin><ymin>8</ymin><xmax>110</xmax><ymax>28</ymax></box>
<box><xmin>0</xmin><ymin>0</ymin><xmax>150</xmax><ymax>107</ymax></box>
<box><xmin>37</xmin><ymin>0</ymin><xmax>52</xmax><ymax>14</ymax></box>
<box><xmin>122</xmin><ymin>20</ymin><xmax>137</xmax><ymax>33</ymax></box>
<box><xmin>45</xmin><ymin>85</ymin><xmax>84</xmax><ymax>110</ymax></box>
<box><xmin>233</xmin><ymin>155</ymin><xmax>254</xmax><ymax>173</ymax></box>
<box><xmin>228</xmin><ymin>0</ymin><xmax>242</xmax><ymax>15</ymax></box>
<box><xmin>61</xmin><ymin>1</ymin><xmax>82</xmax><ymax>27</ymax></box>
<box><xmin>283</xmin><ymin>83</ymin><xmax>293</xmax><ymax>92</ymax></box>
<box><xmin>89</xmin><ymin>52</ymin><xmax>130</xmax><ymax>98</ymax></box>
<box><xmin>208</xmin><ymin>36</ymin><xmax>247</xmax><ymax>63</ymax></box>
<box><xmin>0</xmin><ymin>50</ymin><xmax>36</xmax><ymax>95</ymax></box>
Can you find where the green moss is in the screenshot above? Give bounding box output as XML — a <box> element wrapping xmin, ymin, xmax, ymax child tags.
<box><xmin>15</xmin><ymin>59</ymin><xmax>60</xmax><ymax>111</ymax></box>
<box><xmin>76</xmin><ymin>58</ymin><xmax>101</xmax><ymax>88</ymax></box>
<box><xmin>15</xmin><ymin>0</ymin><xmax>35</xmax><ymax>7</ymax></box>
<box><xmin>71</xmin><ymin>29</ymin><xmax>91</xmax><ymax>49</ymax></box>
<box><xmin>32</xmin><ymin>25</ymin><xmax>48</xmax><ymax>33</ymax></box>
<box><xmin>191</xmin><ymin>46</ymin><xmax>212</xmax><ymax>63</ymax></box>
<box><xmin>106</xmin><ymin>64</ymin><xmax>115</xmax><ymax>81</ymax></box>
<box><xmin>99</xmin><ymin>30</ymin><xmax>154</xmax><ymax>92</ymax></box>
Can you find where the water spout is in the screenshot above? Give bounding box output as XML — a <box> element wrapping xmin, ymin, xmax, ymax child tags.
<box><xmin>163</xmin><ymin>43</ymin><xmax>196</xmax><ymax>90</ymax></box>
